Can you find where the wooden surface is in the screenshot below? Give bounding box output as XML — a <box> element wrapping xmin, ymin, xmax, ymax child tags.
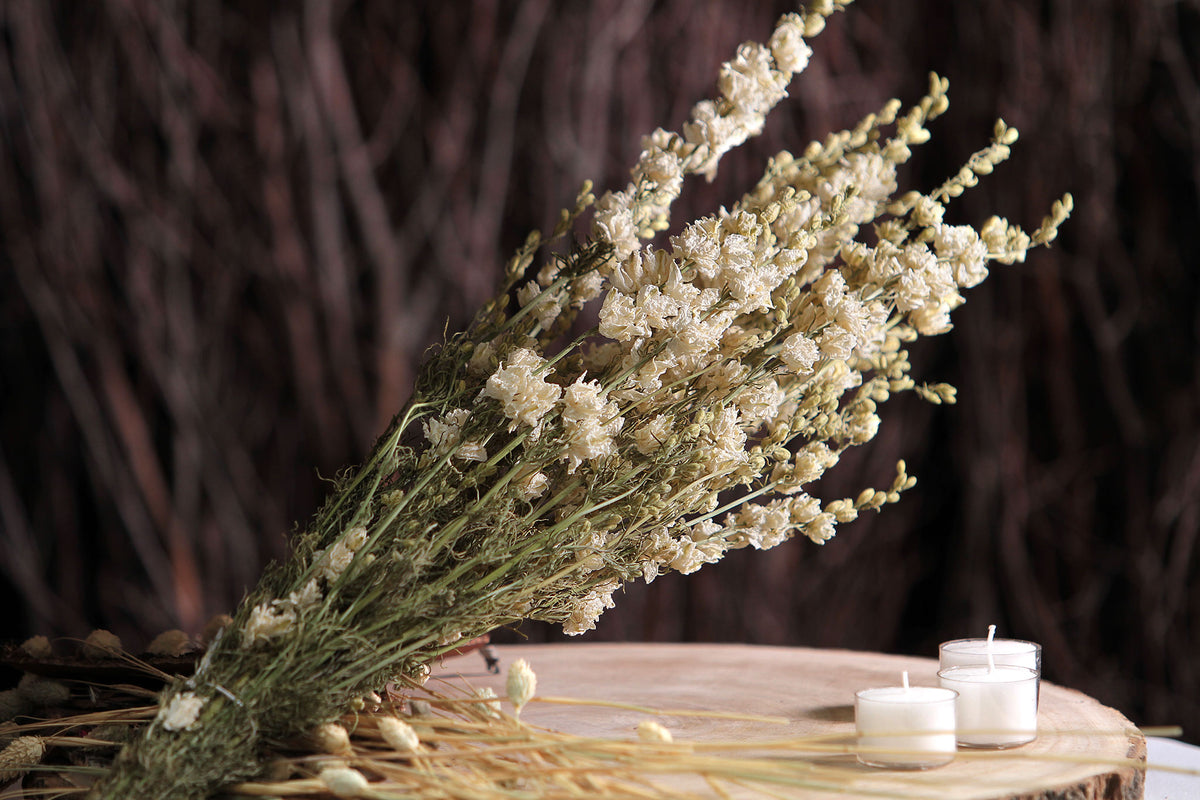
<box><xmin>436</xmin><ymin>643</ymin><xmax>1145</xmax><ymax>800</ymax></box>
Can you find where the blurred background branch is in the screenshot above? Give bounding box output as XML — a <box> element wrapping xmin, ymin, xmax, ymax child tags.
<box><xmin>1</xmin><ymin>0</ymin><xmax>1196</xmax><ymax>743</ymax></box>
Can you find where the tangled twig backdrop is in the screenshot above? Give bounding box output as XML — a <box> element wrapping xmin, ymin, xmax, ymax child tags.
<box><xmin>1</xmin><ymin>0</ymin><xmax>1197</xmax><ymax>753</ymax></box>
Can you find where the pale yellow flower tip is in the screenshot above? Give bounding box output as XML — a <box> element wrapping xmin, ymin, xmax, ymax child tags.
<box><xmin>637</xmin><ymin>720</ymin><xmax>673</xmax><ymax>743</ymax></box>
<box><xmin>0</xmin><ymin>736</ymin><xmax>46</xmax><ymax>784</ymax></box>
<box><xmin>314</xmin><ymin>722</ymin><xmax>353</xmax><ymax>755</ymax></box>
<box><xmin>81</xmin><ymin>629</ymin><xmax>121</xmax><ymax>660</ymax></box>
<box><xmin>377</xmin><ymin>716</ymin><xmax>420</xmax><ymax>753</ymax></box>
<box><xmin>505</xmin><ymin>658</ymin><xmax>537</xmax><ymax>714</ymax></box>
<box><xmin>319</xmin><ymin>765</ymin><xmax>371</xmax><ymax>798</ymax></box>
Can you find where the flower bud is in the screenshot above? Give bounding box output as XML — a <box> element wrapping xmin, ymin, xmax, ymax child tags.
<box><xmin>506</xmin><ymin>658</ymin><xmax>537</xmax><ymax>715</ymax></box>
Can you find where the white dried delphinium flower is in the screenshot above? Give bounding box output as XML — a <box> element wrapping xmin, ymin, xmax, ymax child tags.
<box><xmin>560</xmin><ymin>378</ymin><xmax>623</xmax><ymax>472</ymax></box>
<box><xmin>242</xmin><ymin>602</ymin><xmax>296</xmax><ymax>648</ymax></box>
<box><xmin>634</xmin><ymin>414</ymin><xmax>673</xmax><ymax>455</ymax></box>
<box><xmin>287</xmin><ymin>578</ymin><xmax>323</xmax><ymax>610</ymax></box>
<box><xmin>81</xmin><ymin>629</ymin><xmax>121</xmax><ymax>660</ymax></box>
<box><xmin>0</xmin><ymin>736</ymin><xmax>45</xmax><ymax>784</ymax></box>
<box><xmin>514</xmin><ymin>468</ymin><xmax>549</xmax><ymax>501</ymax></box>
<box><xmin>315</xmin><ymin>525</ymin><xmax>371</xmax><ymax>585</ymax></box>
<box><xmin>319</xmin><ymin>766</ymin><xmax>371</xmax><ymax>798</ymax></box>
<box><xmin>482</xmin><ymin>347</ymin><xmax>562</xmax><ymax>433</ymax></box>
<box><xmin>158</xmin><ymin>692</ymin><xmax>206</xmax><ymax>732</ymax></box>
<box><xmin>422</xmin><ymin>408</ymin><xmax>488</xmax><ymax>462</ymax></box>
<box><xmin>637</xmin><ymin>720</ymin><xmax>673</xmax><ymax>744</ymax></box>
<box><xmin>562</xmin><ymin>579</ymin><xmax>619</xmax><ymax>635</ymax></box>
<box><xmin>505</xmin><ymin>658</ymin><xmax>537</xmax><ymax>716</ymax></box>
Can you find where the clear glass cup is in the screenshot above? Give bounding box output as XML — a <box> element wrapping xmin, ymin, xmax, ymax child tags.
<box><xmin>854</xmin><ymin>686</ymin><xmax>958</xmax><ymax>768</ymax></box>
<box><xmin>940</xmin><ymin>637</ymin><xmax>1042</xmax><ymax>707</ymax></box>
<box><xmin>939</xmin><ymin>638</ymin><xmax>1041</xmax><ymax>673</ymax></box>
<box><xmin>938</xmin><ymin>665</ymin><xmax>1038</xmax><ymax>748</ymax></box>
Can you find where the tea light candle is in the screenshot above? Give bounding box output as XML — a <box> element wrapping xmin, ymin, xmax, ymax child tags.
<box><xmin>939</xmin><ymin>625</ymin><xmax>1041</xmax><ymax>673</ymax></box>
<box><xmin>855</xmin><ymin>671</ymin><xmax>957</xmax><ymax>768</ymax></box>
<box><xmin>938</xmin><ymin>664</ymin><xmax>1038</xmax><ymax>748</ymax></box>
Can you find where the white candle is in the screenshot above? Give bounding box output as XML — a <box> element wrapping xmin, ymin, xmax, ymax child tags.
<box><xmin>939</xmin><ymin>625</ymin><xmax>1041</xmax><ymax>673</ymax></box>
<box><xmin>855</xmin><ymin>672</ymin><xmax>957</xmax><ymax>768</ymax></box>
<box><xmin>938</xmin><ymin>664</ymin><xmax>1038</xmax><ymax>748</ymax></box>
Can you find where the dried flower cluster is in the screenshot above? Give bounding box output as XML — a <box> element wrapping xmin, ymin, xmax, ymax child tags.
<box><xmin>87</xmin><ymin>2</ymin><xmax>1069</xmax><ymax>797</ymax></box>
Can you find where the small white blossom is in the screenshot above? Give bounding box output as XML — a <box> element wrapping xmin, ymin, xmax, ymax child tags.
<box><xmin>515</xmin><ymin>469</ymin><xmax>549</xmax><ymax>501</ymax></box>
<box><xmin>592</xmin><ymin>191</ymin><xmax>640</xmax><ymax>260</ymax></box>
<box><xmin>769</xmin><ymin>13</ymin><xmax>812</xmax><ymax>74</ymax></box>
<box><xmin>934</xmin><ymin>223</ymin><xmax>989</xmax><ymax>288</ymax></box>
<box><xmin>159</xmin><ymin>691</ymin><xmax>206</xmax><ymax>732</ymax></box>
<box><xmin>634</xmin><ymin>414</ymin><xmax>674</xmax><ymax>455</ymax></box>
<box><xmin>561</xmin><ymin>378</ymin><xmax>624</xmax><ymax>472</ymax></box>
<box><xmin>243</xmin><ymin>602</ymin><xmax>296</xmax><ymax>647</ymax></box>
<box><xmin>563</xmin><ymin>579</ymin><xmax>619</xmax><ymax>635</ymax></box>
<box><xmin>483</xmin><ymin>348</ymin><xmax>562</xmax><ymax>431</ymax></box>
<box><xmin>804</xmin><ymin>511</ymin><xmax>838</xmax><ymax>544</ymax></box>
<box><xmin>780</xmin><ymin>332</ymin><xmax>819</xmax><ymax>374</ymax></box>
<box><xmin>423</xmin><ymin>409</ymin><xmax>488</xmax><ymax>463</ymax></box>
<box><xmin>517</xmin><ymin>280</ymin><xmax>561</xmax><ymax>329</ymax></box>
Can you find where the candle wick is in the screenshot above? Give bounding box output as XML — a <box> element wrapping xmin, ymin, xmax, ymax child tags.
<box><xmin>902</xmin><ymin>670</ymin><xmax>909</xmax><ymax>691</ymax></box>
<box><xmin>987</xmin><ymin>624</ymin><xmax>996</xmax><ymax>647</ymax></box>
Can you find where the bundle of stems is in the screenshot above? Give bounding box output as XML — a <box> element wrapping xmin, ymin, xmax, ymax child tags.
<box><xmin>0</xmin><ymin>658</ymin><xmax>1177</xmax><ymax>799</ymax></box>
<box><xmin>14</xmin><ymin>1</ymin><xmax>1071</xmax><ymax>796</ymax></box>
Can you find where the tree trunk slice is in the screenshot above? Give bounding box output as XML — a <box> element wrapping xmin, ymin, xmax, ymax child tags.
<box><xmin>435</xmin><ymin>643</ymin><xmax>1145</xmax><ymax>800</ymax></box>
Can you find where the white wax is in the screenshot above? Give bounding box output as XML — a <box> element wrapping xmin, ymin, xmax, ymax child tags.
<box><xmin>938</xmin><ymin>665</ymin><xmax>1038</xmax><ymax>748</ymax></box>
<box><xmin>855</xmin><ymin>686</ymin><xmax>957</xmax><ymax>768</ymax></box>
<box><xmin>939</xmin><ymin>638</ymin><xmax>1041</xmax><ymax>672</ymax></box>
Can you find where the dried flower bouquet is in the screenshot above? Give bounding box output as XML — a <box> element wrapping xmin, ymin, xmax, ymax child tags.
<box><xmin>37</xmin><ymin>1</ymin><xmax>1071</xmax><ymax>797</ymax></box>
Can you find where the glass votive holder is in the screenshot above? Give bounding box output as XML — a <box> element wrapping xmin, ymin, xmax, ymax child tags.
<box><xmin>854</xmin><ymin>686</ymin><xmax>958</xmax><ymax>769</ymax></box>
<box><xmin>940</xmin><ymin>637</ymin><xmax>1042</xmax><ymax>707</ymax></box>
<box><xmin>938</xmin><ymin>665</ymin><xmax>1038</xmax><ymax>748</ymax></box>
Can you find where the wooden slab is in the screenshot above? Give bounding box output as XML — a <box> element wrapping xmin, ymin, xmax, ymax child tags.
<box><xmin>436</xmin><ymin>643</ymin><xmax>1145</xmax><ymax>800</ymax></box>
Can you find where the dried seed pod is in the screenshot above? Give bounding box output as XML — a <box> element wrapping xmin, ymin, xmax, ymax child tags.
<box><xmin>319</xmin><ymin>766</ymin><xmax>370</xmax><ymax>798</ymax></box>
<box><xmin>81</xmin><ymin>629</ymin><xmax>121</xmax><ymax>660</ymax></box>
<box><xmin>0</xmin><ymin>736</ymin><xmax>45</xmax><ymax>784</ymax></box>
<box><xmin>146</xmin><ymin>629</ymin><xmax>192</xmax><ymax>657</ymax></box>
<box><xmin>313</xmin><ymin>722</ymin><xmax>352</xmax><ymax>755</ymax></box>
<box><xmin>17</xmin><ymin>674</ymin><xmax>69</xmax><ymax>707</ymax></box>
<box><xmin>19</xmin><ymin>636</ymin><xmax>52</xmax><ymax>659</ymax></box>
<box><xmin>377</xmin><ymin>716</ymin><xmax>420</xmax><ymax>753</ymax></box>
<box><xmin>637</xmin><ymin>720</ymin><xmax>673</xmax><ymax>744</ymax></box>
